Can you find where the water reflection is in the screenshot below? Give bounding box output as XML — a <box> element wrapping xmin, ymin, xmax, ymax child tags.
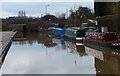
<box><xmin>0</xmin><ymin>43</ymin><xmax>12</xmax><ymax>69</ymax></box>
<box><xmin>85</xmin><ymin>45</ymin><xmax>120</xmax><ymax>74</ymax></box>
<box><xmin>1</xmin><ymin>32</ymin><xmax>96</xmax><ymax>74</ymax></box>
<box><xmin>13</xmin><ymin>32</ymin><xmax>57</xmax><ymax>47</ymax></box>
<box><xmin>1</xmin><ymin>32</ymin><xmax>120</xmax><ymax>74</ymax></box>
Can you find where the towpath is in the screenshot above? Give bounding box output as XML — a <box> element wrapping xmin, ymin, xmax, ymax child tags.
<box><xmin>0</xmin><ymin>32</ymin><xmax>16</xmax><ymax>56</ymax></box>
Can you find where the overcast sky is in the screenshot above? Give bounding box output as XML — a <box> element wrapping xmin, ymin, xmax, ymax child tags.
<box><xmin>2</xmin><ymin>0</ymin><xmax>94</xmax><ymax>2</ymax></box>
<box><xmin>1</xmin><ymin>0</ymin><xmax>94</xmax><ymax>18</ymax></box>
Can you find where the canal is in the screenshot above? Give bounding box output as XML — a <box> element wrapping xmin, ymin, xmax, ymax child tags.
<box><xmin>1</xmin><ymin>32</ymin><xmax>120</xmax><ymax>74</ymax></box>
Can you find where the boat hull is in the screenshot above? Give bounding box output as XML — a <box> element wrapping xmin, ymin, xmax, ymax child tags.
<box><xmin>84</xmin><ymin>39</ymin><xmax>120</xmax><ymax>49</ymax></box>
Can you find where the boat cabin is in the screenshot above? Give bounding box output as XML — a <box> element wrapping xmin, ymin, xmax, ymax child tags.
<box><xmin>52</xmin><ymin>28</ymin><xmax>65</xmax><ymax>36</ymax></box>
<box><xmin>65</xmin><ymin>28</ymin><xmax>86</xmax><ymax>39</ymax></box>
<box><xmin>85</xmin><ymin>32</ymin><xmax>118</xmax><ymax>42</ymax></box>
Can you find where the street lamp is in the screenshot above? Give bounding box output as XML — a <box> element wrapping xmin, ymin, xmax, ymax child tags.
<box><xmin>45</xmin><ymin>5</ymin><xmax>50</xmax><ymax>15</ymax></box>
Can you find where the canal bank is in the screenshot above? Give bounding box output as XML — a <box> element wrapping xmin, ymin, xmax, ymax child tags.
<box><xmin>0</xmin><ymin>32</ymin><xmax>16</xmax><ymax>68</ymax></box>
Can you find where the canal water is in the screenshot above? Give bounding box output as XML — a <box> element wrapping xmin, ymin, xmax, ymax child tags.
<box><xmin>1</xmin><ymin>32</ymin><xmax>120</xmax><ymax>74</ymax></box>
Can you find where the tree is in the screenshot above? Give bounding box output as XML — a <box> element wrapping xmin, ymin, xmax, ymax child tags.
<box><xmin>41</xmin><ymin>15</ymin><xmax>58</xmax><ymax>23</ymax></box>
<box><xmin>68</xmin><ymin>6</ymin><xmax>94</xmax><ymax>26</ymax></box>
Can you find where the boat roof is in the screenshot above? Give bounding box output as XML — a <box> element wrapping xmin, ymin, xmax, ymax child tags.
<box><xmin>53</xmin><ymin>27</ymin><xmax>64</xmax><ymax>30</ymax></box>
<box><xmin>66</xmin><ymin>29</ymin><xmax>77</xmax><ymax>31</ymax></box>
<box><xmin>66</xmin><ymin>27</ymin><xmax>85</xmax><ymax>32</ymax></box>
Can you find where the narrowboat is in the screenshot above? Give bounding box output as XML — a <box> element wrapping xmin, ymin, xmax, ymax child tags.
<box><xmin>65</xmin><ymin>28</ymin><xmax>86</xmax><ymax>39</ymax></box>
<box><xmin>51</xmin><ymin>27</ymin><xmax>65</xmax><ymax>37</ymax></box>
<box><xmin>84</xmin><ymin>32</ymin><xmax>120</xmax><ymax>49</ymax></box>
<box><xmin>64</xmin><ymin>28</ymin><xmax>86</xmax><ymax>45</ymax></box>
<box><xmin>51</xmin><ymin>27</ymin><xmax>95</xmax><ymax>45</ymax></box>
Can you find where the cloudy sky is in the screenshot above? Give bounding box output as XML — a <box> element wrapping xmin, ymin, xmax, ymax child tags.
<box><xmin>2</xmin><ymin>0</ymin><xmax>94</xmax><ymax>2</ymax></box>
<box><xmin>1</xmin><ymin>0</ymin><xmax>94</xmax><ymax>18</ymax></box>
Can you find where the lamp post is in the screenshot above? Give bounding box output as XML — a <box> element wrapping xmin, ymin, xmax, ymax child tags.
<box><xmin>45</xmin><ymin>5</ymin><xmax>50</xmax><ymax>15</ymax></box>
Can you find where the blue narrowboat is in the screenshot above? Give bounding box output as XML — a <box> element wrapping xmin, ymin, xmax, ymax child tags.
<box><xmin>51</xmin><ymin>27</ymin><xmax>86</xmax><ymax>44</ymax></box>
<box><xmin>51</xmin><ymin>27</ymin><xmax>65</xmax><ymax>37</ymax></box>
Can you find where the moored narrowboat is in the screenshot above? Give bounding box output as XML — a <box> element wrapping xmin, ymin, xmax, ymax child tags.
<box><xmin>65</xmin><ymin>28</ymin><xmax>86</xmax><ymax>45</ymax></box>
<box><xmin>51</xmin><ymin>27</ymin><xmax>65</xmax><ymax>37</ymax></box>
<box><xmin>65</xmin><ymin>28</ymin><xmax>86</xmax><ymax>39</ymax></box>
<box><xmin>84</xmin><ymin>32</ymin><xmax>120</xmax><ymax>49</ymax></box>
